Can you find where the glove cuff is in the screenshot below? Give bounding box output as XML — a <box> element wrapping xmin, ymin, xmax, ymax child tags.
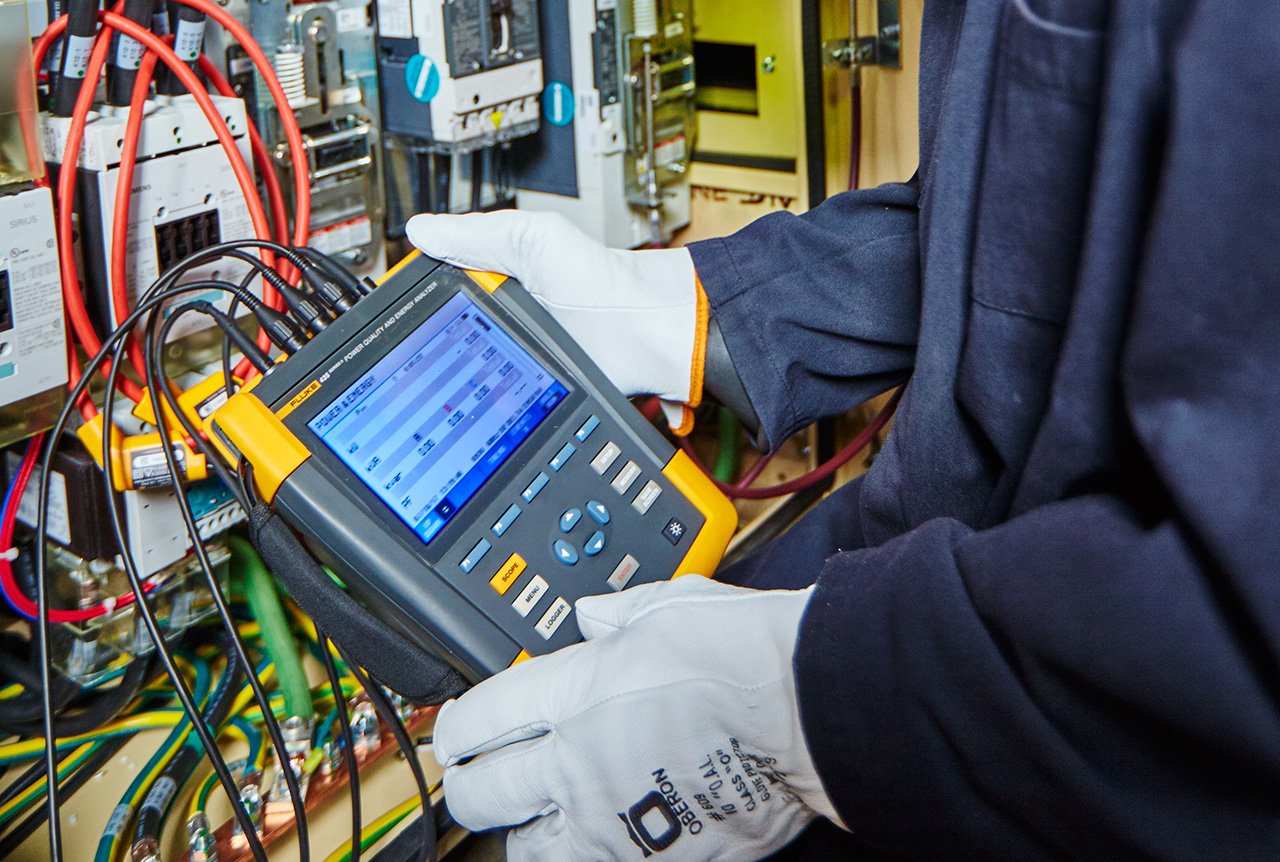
<box><xmin>663</xmin><ymin>274</ymin><xmax>710</xmax><ymax>436</ymax></box>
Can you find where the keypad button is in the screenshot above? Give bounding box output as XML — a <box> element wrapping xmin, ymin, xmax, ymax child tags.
<box><xmin>489</xmin><ymin>553</ymin><xmax>527</xmax><ymax>596</ymax></box>
<box><xmin>549</xmin><ymin>442</ymin><xmax>576</xmax><ymax>472</ymax></box>
<box><xmin>608</xmin><ymin>555</ymin><xmax>640</xmax><ymax>591</ymax></box>
<box><xmin>575</xmin><ymin>415</ymin><xmax>601</xmax><ymax>442</ymax></box>
<box><xmin>460</xmin><ymin>539</ymin><xmax>492</xmax><ymax>574</ymax></box>
<box><xmin>512</xmin><ymin>575</ymin><xmax>549</xmax><ymax>618</ymax></box>
<box><xmin>559</xmin><ymin>508</ymin><xmax>583</xmax><ymax>533</ymax></box>
<box><xmin>586</xmin><ymin>500</ymin><xmax>611</xmax><ymax>526</ymax></box>
<box><xmin>591</xmin><ymin>442</ymin><xmax>622</xmax><ymax>475</ymax></box>
<box><xmin>584</xmin><ymin>531</ymin><xmax>606</xmax><ymax>557</ymax></box>
<box><xmin>522</xmin><ymin>472</ymin><xmax>549</xmax><ymax>503</ymax></box>
<box><xmin>663</xmin><ymin>518</ymin><xmax>688</xmax><ymax>546</ymax></box>
<box><xmin>535</xmin><ymin>597</ymin><xmax>573</xmax><ymax>640</ymax></box>
<box><xmin>553</xmin><ymin>540</ymin><xmax>580</xmax><ymax>566</ymax></box>
<box><xmin>611</xmin><ymin>461</ymin><xmax>642</xmax><ymax>495</ymax></box>
<box><xmin>492</xmin><ymin>504</ymin><xmax>522</xmax><ymax>537</ymax></box>
<box><xmin>632</xmin><ymin>480</ymin><xmax>663</xmax><ymax>515</ymax></box>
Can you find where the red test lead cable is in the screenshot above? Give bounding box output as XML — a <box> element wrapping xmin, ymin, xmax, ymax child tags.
<box><xmin>111</xmin><ymin>50</ymin><xmax>298</xmax><ymax>382</ymax></box>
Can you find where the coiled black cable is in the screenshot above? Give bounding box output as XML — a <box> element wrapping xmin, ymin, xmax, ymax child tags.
<box><xmin>0</xmin><ymin>646</ymin><xmax>155</xmax><ymax>738</ymax></box>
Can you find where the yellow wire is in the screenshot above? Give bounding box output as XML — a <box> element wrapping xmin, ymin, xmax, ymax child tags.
<box><xmin>286</xmin><ymin>601</ymin><xmax>319</xmax><ymax>643</ymax></box>
<box><xmin>0</xmin><ymin>654</ymin><xmax>132</xmax><ymax>701</ymax></box>
<box><xmin>101</xmin><ymin>727</ymin><xmax>194</xmax><ymax>862</ymax></box>
<box><xmin>320</xmin><ymin>788</ymin><xmax>441</xmax><ymax>862</ymax></box>
<box><xmin>0</xmin><ymin>742</ymin><xmax>96</xmax><ymax>822</ymax></box>
<box><xmin>228</xmin><ymin>663</ymin><xmax>277</xmax><ymax>716</ymax></box>
<box><xmin>0</xmin><ymin>713</ymin><xmax>183</xmax><ymax>762</ymax></box>
<box><xmin>185</xmin><ymin>725</ymin><xmax>258</xmax><ymax>820</ymax></box>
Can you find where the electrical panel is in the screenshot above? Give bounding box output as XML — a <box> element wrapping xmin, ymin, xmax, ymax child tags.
<box><xmin>208</xmin><ymin>0</ymin><xmax>388</xmax><ymax>277</ymax></box>
<box><xmin>514</xmin><ymin>0</ymin><xmax>694</xmax><ymax>247</ymax></box>
<box><xmin>0</xmin><ymin>186</ymin><xmax>66</xmax><ymax>446</ymax></box>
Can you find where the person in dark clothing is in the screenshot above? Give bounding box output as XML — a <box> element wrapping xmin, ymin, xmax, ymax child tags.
<box><xmin>406</xmin><ymin>0</ymin><xmax>1280</xmax><ymax>858</ymax></box>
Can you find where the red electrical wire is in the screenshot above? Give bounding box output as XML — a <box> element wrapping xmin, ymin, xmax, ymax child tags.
<box><xmin>197</xmin><ymin>56</ymin><xmax>291</xmax><ymax>250</ymax></box>
<box><xmin>181</xmin><ymin>0</ymin><xmax>317</xmax><ymax>379</ymax></box>
<box><xmin>36</xmin><ymin>8</ymin><xmax>145</xmax><ymax>411</ymax></box>
<box><xmin>111</xmin><ymin>50</ymin><xmax>296</xmax><ymax>384</ymax></box>
<box><xmin>179</xmin><ymin>0</ymin><xmax>310</xmax><ymax>246</ymax></box>
<box><xmin>733</xmin><ymin>450</ymin><xmax>776</xmax><ymax>491</ymax></box>
<box><xmin>35</xmin><ymin>7</ymin><xmax>312</xmax><ymax>401</ymax></box>
<box><xmin>112</xmin><ymin>48</ymin><xmax>165</xmax><ymax>381</ymax></box>
<box><xmin>683</xmin><ymin>388</ymin><xmax>903</xmax><ymax>500</ymax></box>
<box><xmin>0</xmin><ymin>434</ymin><xmax>157</xmax><ymax>623</ymax></box>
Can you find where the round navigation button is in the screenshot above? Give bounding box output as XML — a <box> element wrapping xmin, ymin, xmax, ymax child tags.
<box><xmin>586</xmin><ymin>500</ymin><xmax>611</xmax><ymax>526</ymax></box>
<box><xmin>553</xmin><ymin>540</ymin><xmax>580</xmax><ymax>566</ymax></box>
<box><xmin>559</xmin><ymin>508</ymin><xmax>583</xmax><ymax>533</ymax></box>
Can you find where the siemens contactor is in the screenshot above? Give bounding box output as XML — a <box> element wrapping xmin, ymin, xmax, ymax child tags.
<box><xmin>209</xmin><ymin>254</ymin><xmax>736</xmax><ymax>680</ymax></box>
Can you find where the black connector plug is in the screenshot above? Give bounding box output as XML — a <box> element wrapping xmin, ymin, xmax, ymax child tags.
<box><xmin>295</xmin><ymin>247</ymin><xmax>366</xmax><ymax>300</ymax></box>
<box><xmin>237</xmin><ymin>295</ymin><xmax>308</xmax><ymax>354</ymax></box>
<box><xmin>257</xmin><ymin>266</ymin><xmax>333</xmax><ymax>335</ymax></box>
<box><xmin>256</xmin><ymin>305</ymin><xmax>309</xmax><ymax>354</ymax></box>
<box><xmin>276</xmin><ymin>282</ymin><xmax>333</xmax><ymax>335</ymax></box>
<box><xmin>298</xmin><ymin>264</ymin><xmax>357</xmax><ymax>314</ymax></box>
<box><xmin>187</xmin><ymin>301</ymin><xmax>272</xmax><ymax>373</ymax></box>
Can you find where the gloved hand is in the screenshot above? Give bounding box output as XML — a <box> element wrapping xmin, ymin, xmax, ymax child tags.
<box><xmin>405</xmin><ymin>210</ymin><xmax>706</xmax><ymax>431</ymax></box>
<box><xmin>432</xmin><ymin>576</ymin><xmax>844</xmax><ymax>862</ymax></box>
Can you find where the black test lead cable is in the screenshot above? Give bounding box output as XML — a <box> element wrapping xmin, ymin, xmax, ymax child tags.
<box><xmin>31</xmin><ymin>242</ymin><xmax>308</xmax><ymax>859</ymax></box>
<box><xmin>103</xmin><ymin>289</ymin><xmax>273</xmax><ymax>860</ymax></box>
<box><xmin>318</xmin><ymin>629</ymin><xmax>363</xmax><ymax>862</ymax></box>
<box><xmin>335</xmin><ymin>643</ymin><xmax>438</xmax><ymax>862</ymax></box>
<box><xmin>34</xmin><ymin>280</ymin><xmax>271</xmax><ymax>862</ymax></box>
<box><xmin>139</xmin><ymin>296</ymin><xmax>313</xmax><ymax>862</ymax></box>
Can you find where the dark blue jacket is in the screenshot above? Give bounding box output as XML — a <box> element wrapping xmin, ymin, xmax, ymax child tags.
<box><xmin>689</xmin><ymin>0</ymin><xmax>1280</xmax><ymax>857</ymax></box>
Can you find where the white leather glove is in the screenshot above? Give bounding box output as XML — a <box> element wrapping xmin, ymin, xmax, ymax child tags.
<box><xmin>432</xmin><ymin>577</ymin><xmax>844</xmax><ymax>862</ymax></box>
<box><xmin>405</xmin><ymin>210</ymin><xmax>706</xmax><ymax>431</ymax></box>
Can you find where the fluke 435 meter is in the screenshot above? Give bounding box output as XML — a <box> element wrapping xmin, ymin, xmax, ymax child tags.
<box><xmin>208</xmin><ymin>254</ymin><xmax>737</xmax><ymax>680</ymax></box>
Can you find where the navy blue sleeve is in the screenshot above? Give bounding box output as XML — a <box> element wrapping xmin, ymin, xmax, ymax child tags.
<box><xmin>688</xmin><ymin>184</ymin><xmax>921</xmax><ymax>449</ymax></box>
<box><xmin>793</xmin><ymin>2</ymin><xmax>1280</xmax><ymax>856</ymax></box>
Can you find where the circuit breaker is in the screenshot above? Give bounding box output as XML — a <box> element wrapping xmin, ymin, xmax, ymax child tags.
<box><xmin>374</xmin><ymin>0</ymin><xmax>544</xmax><ymax>226</ymax></box>
<box><xmin>375</xmin><ymin>0</ymin><xmax>543</xmax><ymax>151</ymax></box>
<box><xmin>514</xmin><ymin>0</ymin><xmax>694</xmax><ymax>248</ymax></box>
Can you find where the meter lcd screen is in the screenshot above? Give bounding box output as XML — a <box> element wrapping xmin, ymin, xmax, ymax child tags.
<box><xmin>308</xmin><ymin>293</ymin><xmax>570</xmax><ymax>544</ymax></box>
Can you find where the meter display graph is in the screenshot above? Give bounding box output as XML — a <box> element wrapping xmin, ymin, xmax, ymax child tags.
<box><xmin>310</xmin><ymin>292</ymin><xmax>569</xmax><ymax>544</ymax></box>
